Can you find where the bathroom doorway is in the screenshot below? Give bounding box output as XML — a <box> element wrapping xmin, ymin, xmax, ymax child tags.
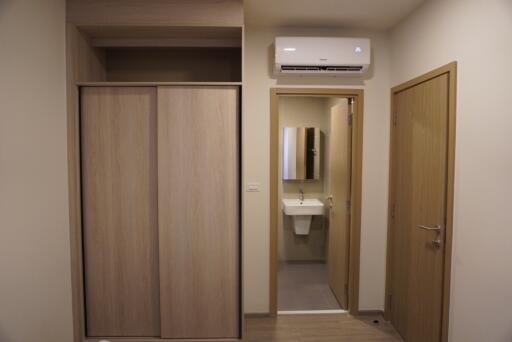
<box><xmin>269</xmin><ymin>88</ymin><xmax>364</xmax><ymax>315</ymax></box>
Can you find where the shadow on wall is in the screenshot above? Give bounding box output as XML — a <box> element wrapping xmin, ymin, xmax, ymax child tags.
<box><xmin>267</xmin><ymin>42</ymin><xmax>375</xmax><ymax>86</ymax></box>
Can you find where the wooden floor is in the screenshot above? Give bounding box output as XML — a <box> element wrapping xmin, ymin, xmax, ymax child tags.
<box><xmin>244</xmin><ymin>314</ymin><xmax>404</xmax><ymax>342</ymax></box>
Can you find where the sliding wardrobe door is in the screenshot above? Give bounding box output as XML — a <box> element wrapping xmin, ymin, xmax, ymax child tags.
<box><xmin>158</xmin><ymin>86</ymin><xmax>240</xmax><ymax>339</ymax></box>
<box><xmin>81</xmin><ymin>87</ymin><xmax>160</xmax><ymax>337</ymax></box>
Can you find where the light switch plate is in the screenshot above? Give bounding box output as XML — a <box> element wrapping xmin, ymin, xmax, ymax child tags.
<box><xmin>246</xmin><ymin>182</ymin><xmax>260</xmax><ymax>192</ymax></box>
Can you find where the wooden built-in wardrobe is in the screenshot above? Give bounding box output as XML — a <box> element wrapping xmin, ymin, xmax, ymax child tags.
<box><xmin>81</xmin><ymin>86</ymin><xmax>240</xmax><ymax>339</ymax></box>
<box><xmin>66</xmin><ymin>1</ymin><xmax>244</xmax><ymax>341</ymax></box>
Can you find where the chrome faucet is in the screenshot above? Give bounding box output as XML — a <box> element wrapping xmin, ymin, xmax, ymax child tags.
<box><xmin>299</xmin><ymin>189</ymin><xmax>304</xmax><ymax>202</ymax></box>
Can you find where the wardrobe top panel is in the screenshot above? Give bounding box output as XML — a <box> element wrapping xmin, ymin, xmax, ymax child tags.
<box><xmin>80</xmin><ymin>26</ymin><xmax>242</xmax><ymax>48</ymax></box>
<box><xmin>81</xmin><ymin>26</ymin><xmax>242</xmax><ymax>40</ymax></box>
<box><xmin>77</xmin><ymin>82</ymin><xmax>242</xmax><ymax>87</ymax></box>
<box><xmin>67</xmin><ymin>0</ymin><xmax>244</xmax><ymax>27</ymax></box>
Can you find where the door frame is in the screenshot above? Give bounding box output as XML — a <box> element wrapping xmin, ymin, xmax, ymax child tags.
<box><xmin>269</xmin><ymin>88</ymin><xmax>364</xmax><ymax>315</ymax></box>
<box><xmin>384</xmin><ymin>62</ymin><xmax>457</xmax><ymax>342</ymax></box>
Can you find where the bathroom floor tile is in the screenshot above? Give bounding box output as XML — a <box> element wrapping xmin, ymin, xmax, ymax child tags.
<box><xmin>278</xmin><ymin>261</ymin><xmax>343</xmax><ymax>311</ymax></box>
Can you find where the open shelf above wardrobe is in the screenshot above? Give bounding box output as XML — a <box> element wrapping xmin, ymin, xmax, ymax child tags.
<box><xmin>71</xmin><ymin>25</ymin><xmax>242</xmax><ymax>83</ymax></box>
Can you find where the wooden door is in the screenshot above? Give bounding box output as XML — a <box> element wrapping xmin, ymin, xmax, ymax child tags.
<box><xmin>389</xmin><ymin>74</ymin><xmax>449</xmax><ymax>341</ymax></box>
<box><xmin>157</xmin><ymin>86</ymin><xmax>240</xmax><ymax>338</ymax></box>
<box><xmin>327</xmin><ymin>99</ymin><xmax>352</xmax><ymax>309</ymax></box>
<box><xmin>81</xmin><ymin>87</ymin><xmax>160</xmax><ymax>337</ymax></box>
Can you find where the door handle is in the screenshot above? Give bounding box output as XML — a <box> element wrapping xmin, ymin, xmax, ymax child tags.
<box><xmin>417</xmin><ymin>224</ymin><xmax>441</xmax><ymax>232</ymax></box>
<box><xmin>417</xmin><ymin>224</ymin><xmax>443</xmax><ymax>249</ymax></box>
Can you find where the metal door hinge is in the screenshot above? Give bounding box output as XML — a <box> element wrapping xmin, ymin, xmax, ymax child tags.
<box><xmin>349</xmin><ymin>98</ymin><xmax>355</xmax><ymax>105</ymax></box>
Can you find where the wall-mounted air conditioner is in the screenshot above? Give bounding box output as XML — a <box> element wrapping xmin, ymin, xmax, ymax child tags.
<box><xmin>274</xmin><ymin>37</ymin><xmax>371</xmax><ymax>75</ymax></box>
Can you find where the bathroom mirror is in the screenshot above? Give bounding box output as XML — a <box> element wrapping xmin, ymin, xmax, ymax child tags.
<box><xmin>283</xmin><ymin>127</ymin><xmax>321</xmax><ymax>180</ymax></box>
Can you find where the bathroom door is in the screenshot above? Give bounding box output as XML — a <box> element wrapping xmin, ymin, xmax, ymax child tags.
<box><xmin>388</xmin><ymin>72</ymin><xmax>449</xmax><ymax>342</ymax></box>
<box><xmin>327</xmin><ymin>98</ymin><xmax>352</xmax><ymax>309</ymax></box>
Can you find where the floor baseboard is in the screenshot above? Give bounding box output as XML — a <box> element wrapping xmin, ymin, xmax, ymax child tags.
<box><xmin>278</xmin><ymin>310</ymin><xmax>348</xmax><ymax>315</ymax></box>
<box><xmin>355</xmin><ymin>309</ymin><xmax>384</xmax><ymax>316</ymax></box>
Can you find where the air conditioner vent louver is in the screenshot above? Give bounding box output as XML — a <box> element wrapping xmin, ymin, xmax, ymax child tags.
<box><xmin>326</xmin><ymin>66</ymin><xmax>363</xmax><ymax>72</ymax></box>
<box><xmin>281</xmin><ymin>66</ymin><xmax>321</xmax><ymax>71</ymax></box>
<box><xmin>281</xmin><ymin>65</ymin><xmax>364</xmax><ymax>72</ymax></box>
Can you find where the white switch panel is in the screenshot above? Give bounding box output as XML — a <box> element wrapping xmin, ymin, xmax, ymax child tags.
<box><xmin>246</xmin><ymin>182</ymin><xmax>260</xmax><ymax>192</ymax></box>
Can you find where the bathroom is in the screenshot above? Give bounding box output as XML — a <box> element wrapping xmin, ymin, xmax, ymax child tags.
<box><xmin>277</xmin><ymin>95</ymin><xmax>352</xmax><ymax>313</ymax></box>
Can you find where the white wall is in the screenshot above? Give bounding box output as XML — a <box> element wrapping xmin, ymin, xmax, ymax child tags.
<box><xmin>391</xmin><ymin>0</ymin><xmax>512</xmax><ymax>341</ymax></box>
<box><xmin>0</xmin><ymin>1</ymin><xmax>73</xmax><ymax>342</ymax></box>
<box><xmin>243</xmin><ymin>26</ymin><xmax>391</xmax><ymax>312</ymax></box>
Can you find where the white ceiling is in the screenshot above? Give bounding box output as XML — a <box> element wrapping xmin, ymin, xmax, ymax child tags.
<box><xmin>245</xmin><ymin>0</ymin><xmax>426</xmax><ymax>30</ymax></box>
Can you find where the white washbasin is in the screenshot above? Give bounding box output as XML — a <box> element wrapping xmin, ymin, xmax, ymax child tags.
<box><xmin>282</xmin><ymin>198</ymin><xmax>324</xmax><ymax>216</ymax></box>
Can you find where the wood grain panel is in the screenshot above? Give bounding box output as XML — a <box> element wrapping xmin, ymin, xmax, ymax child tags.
<box><xmin>327</xmin><ymin>99</ymin><xmax>351</xmax><ymax>309</ymax></box>
<box><xmin>245</xmin><ymin>314</ymin><xmax>403</xmax><ymax>342</ymax></box>
<box><xmin>269</xmin><ymin>89</ymin><xmax>279</xmax><ymax>316</ymax></box>
<box><xmin>389</xmin><ymin>74</ymin><xmax>448</xmax><ymax>342</ymax></box>
<box><xmin>81</xmin><ymin>314</ymin><xmax>402</xmax><ymax>342</ymax></box>
<box><xmin>67</xmin><ymin>0</ymin><xmax>243</xmax><ymax>27</ymax></box>
<box><xmin>81</xmin><ymin>87</ymin><xmax>160</xmax><ymax>337</ymax></box>
<box><xmin>158</xmin><ymin>86</ymin><xmax>240</xmax><ymax>338</ymax></box>
<box><xmin>77</xmin><ymin>82</ymin><xmax>242</xmax><ymax>87</ymax></box>
<box><xmin>93</xmin><ymin>38</ymin><xmax>241</xmax><ymax>48</ymax></box>
<box><xmin>66</xmin><ymin>23</ymin><xmax>107</xmax><ymax>342</ymax></box>
<box><xmin>81</xmin><ymin>26</ymin><xmax>242</xmax><ymax>40</ymax></box>
<box><xmin>81</xmin><ymin>26</ymin><xmax>243</xmax><ymax>48</ymax></box>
